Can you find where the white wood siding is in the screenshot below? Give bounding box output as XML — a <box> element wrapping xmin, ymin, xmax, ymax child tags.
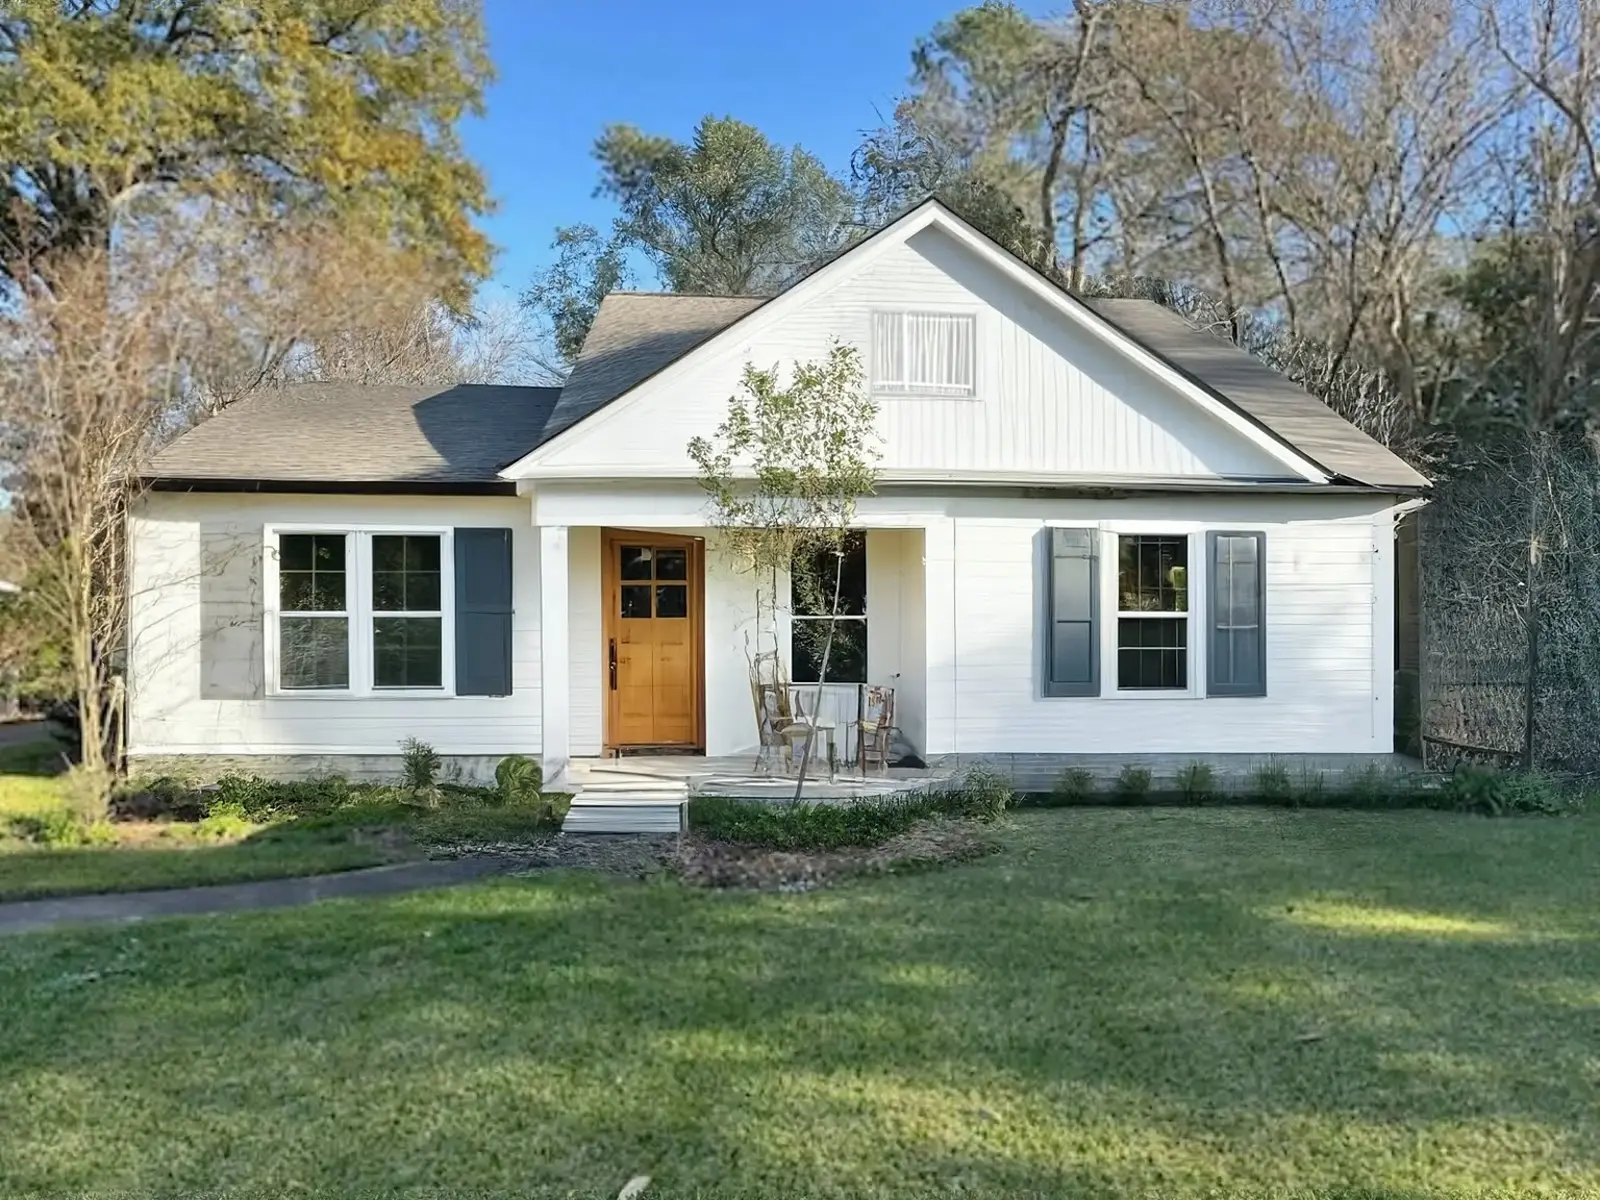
<box><xmin>127</xmin><ymin>493</ymin><xmax>541</xmax><ymax>757</ymax></box>
<box><xmin>534</xmin><ymin>226</ymin><xmax>1289</xmax><ymax>481</ymax></box>
<box><xmin>941</xmin><ymin>497</ymin><xmax>1393</xmax><ymax>755</ymax></box>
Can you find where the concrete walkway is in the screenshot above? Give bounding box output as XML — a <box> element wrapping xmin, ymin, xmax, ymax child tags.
<box><xmin>0</xmin><ymin>857</ymin><xmax>518</xmax><ymax>936</ymax></box>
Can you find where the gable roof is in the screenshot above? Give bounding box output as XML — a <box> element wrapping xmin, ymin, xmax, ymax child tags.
<box><xmin>147</xmin><ymin>382</ymin><xmax>559</xmax><ymax>488</ymax></box>
<box><xmin>1080</xmin><ymin>301</ymin><xmax>1427</xmax><ymax>490</ymax></box>
<box><xmin>539</xmin><ymin>293</ymin><xmax>768</xmax><ymax>446</ymax></box>
<box><xmin>503</xmin><ymin>199</ymin><xmax>1425</xmax><ymax>491</ymax></box>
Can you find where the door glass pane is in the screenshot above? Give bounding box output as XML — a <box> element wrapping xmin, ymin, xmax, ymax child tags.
<box><xmin>620</xmin><ymin>585</ymin><xmax>652</xmax><ymax>618</ymax></box>
<box><xmin>620</xmin><ymin>546</ymin><xmax>653</xmax><ymax>580</ymax></box>
<box><xmin>655</xmin><ymin>547</ymin><xmax>687</xmax><ymax>580</ymax></box>
<box><xmin>655</xmin><ymin>584</ymin><xmax>688</xmax><ymax>618</ymax></box>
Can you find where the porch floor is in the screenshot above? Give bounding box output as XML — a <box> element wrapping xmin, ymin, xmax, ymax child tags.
<box><xmin>566</xmin><ymin>755</ymin><xmax>955</xmax><ymax>801</ymax></box>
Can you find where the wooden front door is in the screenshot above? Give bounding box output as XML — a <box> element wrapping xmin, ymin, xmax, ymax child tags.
<box><xmin>603</xmin><ymin>531</ymin><xmax>703</xmax><ymax>749</ymax></box>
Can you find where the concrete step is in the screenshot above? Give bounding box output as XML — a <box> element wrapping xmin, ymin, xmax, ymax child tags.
<box><xmin>562</xmin><ymin>792</ymin><xmax>688</xmax><ymax>835</ymax></box>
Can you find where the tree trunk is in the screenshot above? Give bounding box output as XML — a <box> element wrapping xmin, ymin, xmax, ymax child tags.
<box><xmin>793</xmin><ymin>547</ymin><xmax>846</xmax><ymax>800</ymax></box>
<box><xmin>1522</xmin><ymin>434</ymin><xmax>1544</xmax><ymax>769</ymax></box>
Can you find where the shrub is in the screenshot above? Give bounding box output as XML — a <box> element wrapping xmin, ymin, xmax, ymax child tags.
<box><xmin>15</xmin><ymin>809</ymin><xmax>116</xmax><ymax>848</ymax></box>
<box><xmin>1112</xmin><ymin>765</ymin><xmax>1151</xmax><ymax>804</ymax></box>
<box><xmin>1048</xmin><ymin>767</ymin><xmax>1096</xmax><ymax>806</ymax></box>
<box><xmin>539</xmin><ymin>791</ymin><xmax>572</xmax><ymax>827</ymax></box>
<box><xmin>1248</xmin><ymin>759</ymin><xmax>1293</xmax><ymax>805</ymax></box>
<box><xmin>1174</xmin><ymin>762</ymin><xmax>1217</xmax><ymax>805</ymax></box>
<box><xmin>61</xmin><ymin>763</ymin><xmax>114</xmax><ymax>824</ymax></box>
<box><xmin>194</xmin><ymin>811</ymin><xmax>255</xmax><ymax>840</ymax></box>
<box><xmin>495</xmin><ymin>754</ymin><xmax>543</xmax><ymax>805</ymax></box>
<box><xmin>400</xmin><ymin>738</ymin><xmax>441</xmax><ymax>802</ymax></box>
<box><xmin>1292</xmin><ymin>765</ymin><xmax>1327</xmax><ymax>808</ymax></box>
<box><xmin>690</xmin><ymin>794</ymin><xmax>934</xmax><ymax>851</ymax></box>
<box><xmin>1439</xmin><ymin>764</ymin><xmax>1576</xmax><ymax>816</ymax></box>
<box><xmin>112</xmin><ymin>775</ymin><xmax>204</xmax><ymax>821</ymax></box>
<box><xmin>946</xmin><ymin>766</ymin><xmax>1013</xmax><ymax>821</ymax></box>
<box><xmin>1337</xmin><ymin>762</ymin><xmax>1389</xmax><ymax>808</ymax></box>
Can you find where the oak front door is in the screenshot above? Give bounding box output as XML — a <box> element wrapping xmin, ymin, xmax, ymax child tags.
<box><xmin>604</xmin><ymin>531</ymin><xmax>703</xmax><ymax>749</ymax></box>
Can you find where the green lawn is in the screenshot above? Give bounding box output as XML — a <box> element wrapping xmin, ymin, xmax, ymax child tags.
<box><xmin>3</xmin><ymin>808</ymin><xmax>1597</xmax><ymax>1197</ymax></box>
<box><xmin>0</xmin><ymin>733</ymin><xmax>557</xmax><ymax>900</ymax></box>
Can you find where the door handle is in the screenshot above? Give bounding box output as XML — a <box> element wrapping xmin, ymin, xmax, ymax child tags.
<box><xmin>609</xmin><ymin>638</ymin><xmax>618</xmax><ymax>690</ymax></box>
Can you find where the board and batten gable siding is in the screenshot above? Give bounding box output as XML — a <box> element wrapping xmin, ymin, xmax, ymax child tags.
<box><xmin>936</xmin><ymin>495</ymin><xmax>1396</xmax><ymax>756</ymax></box>
<box><xmin>531</xmin><ymin>226</ymin><xmax>1292</xmax><ymax>481</ymax></box>
<box><xmin>127</xmin><ymin>492</ymin><xmax>544</xmax><ymax>758</ymax></box>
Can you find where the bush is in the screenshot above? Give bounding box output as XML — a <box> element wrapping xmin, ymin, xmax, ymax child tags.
<box><xmin>1174</xmin><ymin>762</ymin><xmax>1217</xmax><ymax>805</ymax></box>
<box><xmin>1439</xmin><ymin>764</ymin><xmax>1576</xmax><ymax>816</ymax></box>
<box><xmin>1112</xmin><ymin>765</ymin><xmax>1151</xmax><ymax>804</ymax></box>
<box><xmin>112</xmin><ymin>775</ymin><xmax>204</xmax><ymax>821</ymax></box>
<box><xmin>1292</xmin><ymin>765</ymin><xmax>1327</xmax><ymax>808</ymax></box>
<box><xmin>400</xmin><ymin>738</ymin><xmax>442</xmax><ymax>803</ymax></box>
<box><xmin>15</xmin><ymin>809</ymin><xmax>116</xmax><ymax>848</ymax></box>
<box><xmin>946</xmin><ymin>766</ymin><xmax>1013</xmax><ymax>820</ymax></box>
<box><xmin>495</xmin><ymin>754</ymin><xmax>543</xmax><ymax>805</ymax></box>
<box><xmin>1248</xmin><ymin>759</ymin><xmax>1293</xmax><ymax>805</ymax></box>
<box><xmin>1048</xmin><ymin>767</ymin><xmax>1097</xmax><ymax>806</ymax></box>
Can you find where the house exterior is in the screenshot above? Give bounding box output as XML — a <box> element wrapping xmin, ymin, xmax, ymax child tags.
<box><xmin>128</xmin><ymin>200</ymin><xmax>1428</xmax><ymax>788</ymax></box>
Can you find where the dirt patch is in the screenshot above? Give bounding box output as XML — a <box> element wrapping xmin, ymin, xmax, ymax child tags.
<box><xmin>463</xmin><ymin>820</ymin><xmax>998</xmax><ymax>891</ymax></box>
<box><xmin>675</xmin><ymin>819</ymin><xmax>999</xmax><ymax>892</ymax></box>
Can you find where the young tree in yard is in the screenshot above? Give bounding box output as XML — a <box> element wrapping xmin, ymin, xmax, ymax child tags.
<box><xmin>0</xmin><ymin>218</ymin><xmax>444</xmax><ymax>797</ymax></box>
<box><xmin>0</xmin><ymin>0</ymin><xmax>493</xmax><ymax>300</ymax></box>
<box><xmin>688</xmin><ymin>343</ymin><xmax>878</xmax><ymax>796</ymax></box>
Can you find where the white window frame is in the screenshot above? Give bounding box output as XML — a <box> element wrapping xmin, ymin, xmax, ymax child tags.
<box><xmin>1103</xmin><ymin>526</ymin><xmax>1202</xmax><ymax>699</ymax></box>
<box><xmin>870</xmin><ymin>309</ymin><xmax>977</xmax><ymax>398</ymax></box>
<box><xmin>264</xmin><ymin>525</ymin><xmax>456</xmax><ymax>699</ymax></box>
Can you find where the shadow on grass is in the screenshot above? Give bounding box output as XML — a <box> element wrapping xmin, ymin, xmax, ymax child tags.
<box><xmin>0</xmin><ymin>808</ymin><xmax>1597</xmax><ymax>1196</ymax></box>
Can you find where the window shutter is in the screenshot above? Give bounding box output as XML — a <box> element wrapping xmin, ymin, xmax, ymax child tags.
<box><xmin>454</xmin><ymin>528</ymin><xmax>513</xmax><ymax>697</ymax></box>
<box><xmin>1207</xmin><ymin>532</ymin><xmax>1266</xmax><ymax>697</ymax></box>
<box><xmin>1045</xmin><ymin>528</ymin><xmax>1098</xmax><ymax>697</ymax></box>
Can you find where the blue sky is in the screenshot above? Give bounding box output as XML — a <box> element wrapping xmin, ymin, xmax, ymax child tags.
<box><xmin>461</xmin><ymin>0</ymin><xmax>994</xmax><ymax>302</ymax></box>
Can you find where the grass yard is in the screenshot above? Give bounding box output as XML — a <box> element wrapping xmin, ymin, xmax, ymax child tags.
<box><xmin>3</xmin><ymin>808</ymin><xmax>1597</xmax><ymax>1197</ymax></box>
<box><xmin>0</xmin><ymin>730</ymin><xmax>560</xmax><ymax>900</ymax></box>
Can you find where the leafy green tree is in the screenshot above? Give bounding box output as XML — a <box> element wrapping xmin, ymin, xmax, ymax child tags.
<box><xmin>595</xmin><ymin>115</ymin><xmax>852</xmax><ymax>294</ymax></box>
<box><xmin>0</xmin><ymin>0</ymin><xmax>493</xmax><ymax>295</ymax></box>
<box><xmin>520</xmin><ymin>223</ymin><xmax>632</xmax><ymax>372</ymax></box>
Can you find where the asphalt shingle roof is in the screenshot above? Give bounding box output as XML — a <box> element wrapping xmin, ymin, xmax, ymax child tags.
<box><xmin>538</xmin><ymin>292</ymin><xmax>768</xmax><ymax>444</ymax></box>
<box><xmin>1079</xmin><ymin>299</ymin><xmax>1428</xmax><ymax>490</ymax></box>
<box><xmin>147</xmin><ymin>382</ymin><xmax>560</xmax><ymax>485</ymax></box>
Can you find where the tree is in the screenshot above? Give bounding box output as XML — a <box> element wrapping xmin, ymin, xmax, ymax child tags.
<box><xmin>0</xmin><ymin>217</ymin><xmax>446</xmax><ymax>793</ymax></box>
<box><xmin>688</xmin><ymin>343</ymin><xmax>878</xmax><ymax>797</ymax></box>
<box><xmin>0</xmin><ymin>0</ymin><xmax>493</xmax><ymax>297</ymax></box>
<box><xmin>520</xmin><ymin>223</ymin><xmax>633</xmax><ymax>374</ymax></box>
<box><xmin>596</xmin><ymin>115</ymin><xmax>853</xmax><ymax>295</ymax></box>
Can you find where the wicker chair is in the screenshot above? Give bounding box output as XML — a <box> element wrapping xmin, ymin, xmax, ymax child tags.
<box><xmin>855</xmin><ymin>684</ymin><xmax>896</xmax><ymax>775</ymax></box>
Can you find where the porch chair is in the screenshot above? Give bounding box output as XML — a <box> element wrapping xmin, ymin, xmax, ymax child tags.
<box><xmin>751</xmin><ymin>682</ymin><xmax>837</xmax><ymax>779</ymax></box>
<box><xmin>854</xmin><ymin>684</ymin><xmax>897</xmax><ymax>775</ymax></box>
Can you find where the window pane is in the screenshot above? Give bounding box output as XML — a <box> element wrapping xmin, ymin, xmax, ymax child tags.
<box><xmin>655</xmin><ymin>584</ymin><xmax>688</xmax><ymax>618</ymax></box>
<box><xmin>791</xmin><ymin>533</ymin><xmax>867</xmax><ymax>617</ymax></box>
<box><xmin>372</xmin><ymin>535</ymin><xmax>441</xmax><ymax>612</ymax></box>
<box><xmin>792</xmin><ymin>618</ymin><xmax>867</xmax><ymax>684</ymax></box>
<box><xmin>373</xmin><ymin>617</ymin><xmax>443</xmax><ymax>688</ymax></box>
<box><xmin>620</xmin><ymin>546</ymin><xmax>652</xmax><ymax>580</ymax></box>
<box><xmin>655</xmin><ymin>547</ymin><xmax>687</xmax><ymax>580</ymax></box>
<box><xmin>280</xmin><ymin>617</ymin><xmax>349</xmax><ymax>689</ymax></box>
<box><xmin>279</xmin><ymin>533</ymin><xmax>345</xmax><ymax>612</ymax></box>
<box><xmin>1118</xmin><ymin>535</ymin><xmax>1187</xmax><ymax>612</ymax></box>
<box><xmin>620</xmin><ymin>585</ymin><xmax>651</xmax><ymax>618</ymax></box>
<box><xmin>1117</xmin><ymin>617</ymin><xmax>1187</xmax><ymax>689</ymax></box>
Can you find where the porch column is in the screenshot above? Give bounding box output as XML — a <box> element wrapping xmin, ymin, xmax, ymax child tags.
<box><xmin>923</xmin><ymin>517</ymin><xmax>958</xmax><ymax>758</ymax></box>
<box><xmin>539</xmin><ymin>524</ymin><xmax>571</xmax><ymax>785</ymax></box>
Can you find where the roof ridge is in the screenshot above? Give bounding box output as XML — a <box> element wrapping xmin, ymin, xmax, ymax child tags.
<box><xmin>604</xmin><ymin>290</ymin><xmax>766</xmax><ymax>300</ymax></box>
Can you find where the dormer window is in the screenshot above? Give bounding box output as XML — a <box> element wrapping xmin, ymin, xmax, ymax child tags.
<box><xmin>871</xmin><ymin>311</ymin><xmax>976</xmax><ymax>397</ymax></box>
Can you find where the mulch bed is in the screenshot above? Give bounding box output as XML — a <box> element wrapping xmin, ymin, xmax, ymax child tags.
<box><xmin>473</xmin><ymin>819</ymin><xmax>999</xmax><ymax>892</ymax></box>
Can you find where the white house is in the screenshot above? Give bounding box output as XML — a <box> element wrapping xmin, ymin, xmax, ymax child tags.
<box><xmin>128</xmin><ymin>200</ymin><xmax>1428</xmax><ymax>792</ymax></box>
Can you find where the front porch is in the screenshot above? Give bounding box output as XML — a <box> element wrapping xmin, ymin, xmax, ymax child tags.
<box><xmin>560</xmin><ymin>754</ymin><xmax>955</xmax><ymax>834</ymax></box>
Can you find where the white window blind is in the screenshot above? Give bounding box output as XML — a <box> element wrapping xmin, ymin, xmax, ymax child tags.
<box><xmin>871</xmin><ymin>311</ymin><xmax>975</xmax><ymax>396</ymax></box>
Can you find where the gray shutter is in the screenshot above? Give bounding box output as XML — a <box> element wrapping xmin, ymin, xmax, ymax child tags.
<box><xmin>1207</xmin><ymin>531</ymin><xmax>1266</xmax><ymax>697</ymax></box>
<box><xmin>454</xmin><ymin>528</ymin><xmax>513</xmax><ymax>697</ymax></box>
<box><xmin>199</xmin><ymin>524</ymin><xmax>264</xmax><ymax>699</ymax></box>
<box><xmin>1045</xmin><ymin>528</ymin><xmax>1098</xmax><ymax>697</ymax></box>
